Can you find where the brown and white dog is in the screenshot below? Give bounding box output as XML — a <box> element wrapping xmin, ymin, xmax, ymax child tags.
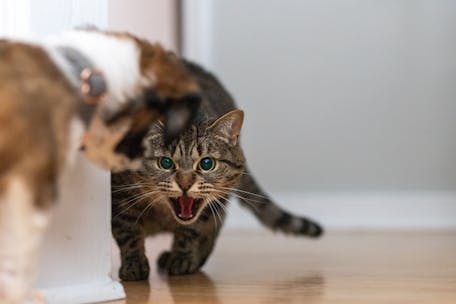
<box><xmin>0</xmin><ymin>29</ymin><xmax>200</xmax><ymax>303</ymax></box>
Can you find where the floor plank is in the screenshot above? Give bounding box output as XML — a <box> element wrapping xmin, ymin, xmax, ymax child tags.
<box><xmin>107</xmin><ymin>231</ymin><xmax>456</xmax><ymax>304</ymax></box>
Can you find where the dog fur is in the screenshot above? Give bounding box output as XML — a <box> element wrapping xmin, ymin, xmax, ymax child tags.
<box><xmin>0</xmin><ymin>30</ymin><xmax>199</xmax><ymax>303</ymax></box>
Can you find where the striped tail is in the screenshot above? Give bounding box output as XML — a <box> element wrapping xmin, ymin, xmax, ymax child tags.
<box><xmin>235</xmin><ymin>170</ymin><xmax>323</xmax><ymax>237</ymax></box>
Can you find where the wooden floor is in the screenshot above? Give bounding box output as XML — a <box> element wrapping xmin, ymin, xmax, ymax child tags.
<box><xmin>107</xmin><ymin>231</ymin><xmax>456</xmax><ymax>304</ymax></box>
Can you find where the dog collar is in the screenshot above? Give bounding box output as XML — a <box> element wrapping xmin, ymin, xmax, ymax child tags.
<box><xmin>57</xmin><ymin>46</ymin><xmax>107</xmax><ymax>106</ymax></box>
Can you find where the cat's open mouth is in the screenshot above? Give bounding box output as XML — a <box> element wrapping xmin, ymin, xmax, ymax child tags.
<box><xmin>169</xmin><ymin>195</ymin><xmax>203</xmax><ymax>221</ymax></box>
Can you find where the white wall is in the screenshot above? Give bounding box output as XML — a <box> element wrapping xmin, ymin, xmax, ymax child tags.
<box><xmin>183</xmin><ymin>0</ymin><xmax>456</xmax><ymax>229</ymax></box>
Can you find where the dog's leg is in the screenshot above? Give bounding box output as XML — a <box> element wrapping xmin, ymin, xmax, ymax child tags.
<box><xmin>0</xmin><ymin>178</ymin><xmax>50</xmax><ymax>303</ymax></box>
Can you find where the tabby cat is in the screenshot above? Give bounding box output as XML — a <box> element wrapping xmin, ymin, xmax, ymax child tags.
<box><xmin>112</xmin><ymin>61</ymin><xmax>323</xmax><ymax>280</ymax></box>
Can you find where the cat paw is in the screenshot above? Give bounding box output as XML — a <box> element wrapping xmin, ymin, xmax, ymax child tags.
<box><xmin>119</xmin><ymin>255</ymin><xmax>150</xmax><ymax>281</ymax></box>
<box><xmin>157</xmin><ymin>251</ymin><xmax>200</xmax><ymax>275</ymax></box>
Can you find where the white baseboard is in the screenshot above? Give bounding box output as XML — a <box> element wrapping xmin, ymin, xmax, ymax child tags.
<box><xmin>224</xmin><ymin>192</ymin><xmax>456</xmax><ymax>230</ymax></box>
<box><xmin>39</xmin><ymin>277</ymin><xmax>124</xmax><ymax>304</ymax></box>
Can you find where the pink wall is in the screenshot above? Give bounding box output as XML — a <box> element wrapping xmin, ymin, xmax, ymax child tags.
<box><xmin>108</xmin><ymin>0</ymin><xmax>178</xmax><ymax>51</ymax></box>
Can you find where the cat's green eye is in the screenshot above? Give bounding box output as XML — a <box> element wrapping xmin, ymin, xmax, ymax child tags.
<box><xmin>158</xmin><ymin>157</ymin><xmax>174</xmax><ymax>170</ymax></box>
<box><xmin>199</xmin><ymin>157</ymin><xmax>215</xmax><ymax>171</ymax></box>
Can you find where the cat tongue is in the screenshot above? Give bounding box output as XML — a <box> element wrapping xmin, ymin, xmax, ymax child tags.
<box><xmin>178</xmin><ymin>196</ymin><xmax>194</xmax><ymax>219</ymax></box>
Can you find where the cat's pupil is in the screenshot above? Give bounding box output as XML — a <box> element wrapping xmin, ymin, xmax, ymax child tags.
<box><xmin>199</xmin><ymin>157</ymin><xmax>214</xmax><ymax>171</ymax></box>
<box><xmin>159</xmin><ymin>157</ymin><xmax>174</xmax><ymax>170</ymax></box>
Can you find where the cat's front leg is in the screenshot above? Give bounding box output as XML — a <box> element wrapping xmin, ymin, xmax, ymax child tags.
<box><xmin>158</xmin><ymin>225</ymin><xmax>219</xmax><ymax>275</ymax></box>
<box><xmin>112</xmin><ymin>215</ymin><xmax>149</xmax><ymax>281</ymax></box>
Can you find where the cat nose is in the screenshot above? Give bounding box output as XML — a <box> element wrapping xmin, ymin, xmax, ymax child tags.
<box><xmin>176</xmin><ymin>171</ymin><xmax>195</xmax><ymax>193</ymax></box>
<box><xmin>179</xmin><ymin>182</ymin><xmax>192</xmax><ymax>192</ymax></box>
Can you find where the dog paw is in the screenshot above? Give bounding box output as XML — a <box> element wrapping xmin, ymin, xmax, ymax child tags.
<box><xmin>119</xmin><ymin>255</ymin><xmax>150</xmax><ymax>281</ymax></box>
<box><xmin>157</xmin><ymin>251</ymin><xmax>200</xmax><ymax>275</ymax></box>
<box><xmin>0</xmin><ymin>270</ymin><xmax>27</xmax><ymax>304</ymax></box>
<box><xmin>30</xmin><ymin>290</ymin><xmax>47</xmax><ymax>304</ymax></box>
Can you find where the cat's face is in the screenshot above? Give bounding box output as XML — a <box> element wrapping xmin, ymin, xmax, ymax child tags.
<box><xmin>140</xmin><ymin>110</ymin><xmax>245</xmax><ymax>224</ymax></box>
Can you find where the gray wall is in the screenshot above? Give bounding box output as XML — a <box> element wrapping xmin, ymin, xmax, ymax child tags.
<box><xmin>205</xmin><ymin>0</ymin><xmax>456</xmax><ymax>193</ymax></box>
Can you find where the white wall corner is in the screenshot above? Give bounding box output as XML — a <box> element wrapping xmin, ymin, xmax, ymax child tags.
<box><xmin>181</xmin><ymin>0</ymin><xmax>214</xmax><ymax>68</ymax></box>
<box><xmin>36</xmin><ymin>154</ymin><xmax>123</xmax><ymax>304</ymax></box>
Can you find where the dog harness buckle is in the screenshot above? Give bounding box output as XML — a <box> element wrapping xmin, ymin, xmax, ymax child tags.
<box><xmin>80</xmin><ymin>68</ymin><xmax>107</xmax><ymax>105</ymax></box>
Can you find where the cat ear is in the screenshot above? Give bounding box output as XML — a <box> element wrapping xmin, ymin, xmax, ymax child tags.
<box><xmin>208</xmin><ymin>110</ymin><xmax>244</xmax><ymax>146</ymax></box>
<box><xmin>147</xmin><ymin>120</ymin><xmax>165</xmax><ymax>137</ymax></box>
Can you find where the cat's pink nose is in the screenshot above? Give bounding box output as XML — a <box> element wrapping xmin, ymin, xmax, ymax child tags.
<box><xmin>179</xmin><ymin>181</ymin><xmax>192</xmax><ymax>191</ymax></box>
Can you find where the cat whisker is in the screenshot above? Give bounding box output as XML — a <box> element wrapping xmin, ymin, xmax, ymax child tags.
<box><xmin>212</xmin><ymin>194</ymin><xmax>233</xmax><ymax>217</ymax></box>
<box><xmin>207</xmin><ymin>196</ymin><xmax>224</xmax><ymax>225</ymax></box>
<box><xmin>114</xmin><ymin>195</ymin><xmax>150</xmax><ymax>219</ymax></box>
<box><xmin>135</xmin><ymin>197</ymin><xmax>159</xmax><ymax>224</ymax></box>
<box><xmin>210</xmin><ymin>188</ymin><xmax>265</xmax><ymax>207</ymax></box>
<box><xmin>207</xmin><ymin>200</ymin><xmax>218</xmax><ymax>226</ymax></box>
<box><xmin>112</xmin><ymin>182</ymin><xmax>154</xmax><ymax>191</ymax></box>
<box><xmin>239</xmin><ymin>171</ymin><xmax>254</xmax><ymax>176</ymax></box>
<box><xmin>216</xmin><ymin>195</ymin><xmax>233</xmax><ymax>209</ymax></box>
<box><xmin>235</xmin><ymin>196</ymin><xmax>261</xmax><ymax>213</ymax></box>
<box><xmin>116</xmin><ymin>194</ymin><xmax>152</xmax><ymax>215</ymax></box>
<box><xmin>213</xmin><ymin>203</ymin><xmax>224</xmax><ymax>224</ymax></box>
<box><xmin>212</xmin><ymin>197</ymin><xmax>229</xmax><ymax>215</ymax></box>
<box><xmin>117</xmin><ymin>193</ymin><xmax>147</xmax><ymax>207</ymax></box>
<box><xmin>112</xmin><ymin>185</ymin><xmax>145</xmax><ymax>193</ymax></box>
<box><xmin>112</xmin><ymin>181</ymin><xmax>153</xmax><ymax>188</ymax></box>
<box><xmin>209</xmin><ymin>194</ymin><xmax>230</xmax><ymax>218</ymax></box>
<box><xmin>205</xmin><ymin>198</ymin><xmax>218</xmax><ymax>229</ymax></box>
<box><xmin>231</xmin><ymin>192</ymin><xmax>265</xmax><ymax>205</ymax></box>
<box><xmin>118</xmin><ymin>189</ymin><xmax>159</xmax><ymax>206</ymax></box>
<box><xmin>211</xmin><ymin>189</ymin><xmax>262</xmax><ymax>212</ymax></box>
<box><xmin>114</xmin><ymin>190</ymin><xmax>161</xmax><ymax>218</ymax></box>
<box><xmin>219</xmin><ymin>186</ymin><xmax>268</xmax><ymax>199</ymax></box>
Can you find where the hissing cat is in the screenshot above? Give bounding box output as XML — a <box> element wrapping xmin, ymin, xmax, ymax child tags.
<box><xmin>112</xmin><ymin>61</ymin><xmax>323</xmax><ymax>280</ymax></box>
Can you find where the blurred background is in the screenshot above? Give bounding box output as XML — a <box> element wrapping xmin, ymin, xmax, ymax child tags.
<box><xmin>1</xmin><ymin>0</ymin><xmax>455</xmax><ymax>231</ymax></box>
<box><xmin>182</xmin><ymin>0</ymin><xmax>456</xmax><ymax>230</ymax></box>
